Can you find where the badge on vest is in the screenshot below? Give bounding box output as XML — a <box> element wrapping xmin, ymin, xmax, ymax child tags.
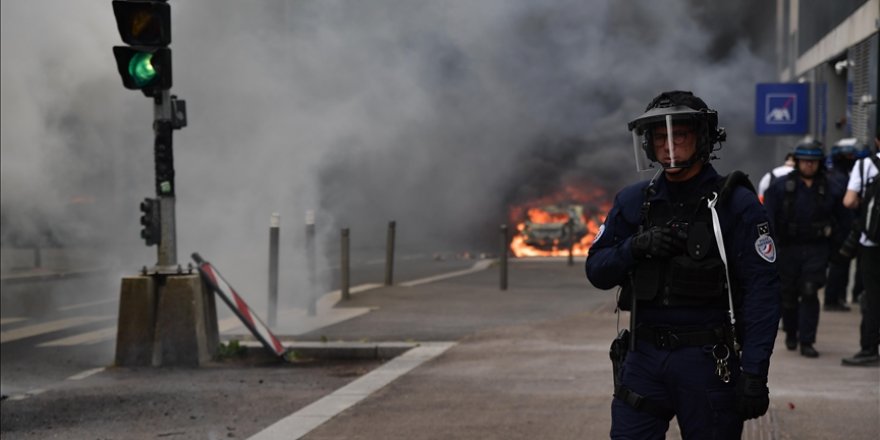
<box><xmin>755</xmin><ymin>222</ymin><xmax>776</xmax><ymax>263</ymax></box>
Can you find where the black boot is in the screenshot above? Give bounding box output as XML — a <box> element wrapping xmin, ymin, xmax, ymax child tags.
<box><xmin>785</xmin><ymin>334</ymin><xmax>797</xmax><ymax>351</ymax></box>
<box><xmin>841</xmin><ymin>349</ymin><xmax>880</xmax><ymax>366</ymax></box>
<box><xmin>800</xmin><ymin>344</ymin><xmax>819</xmax><ymax>358</ymax></box>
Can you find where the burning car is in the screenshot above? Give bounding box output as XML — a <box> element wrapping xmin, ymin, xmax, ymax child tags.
<box><xmin>520</xmin><ymin>205</ymin><xmax>588</xmax><ymax>250</ymax></box>
<box><xmin>507</xmin><ymin>184</ymin><xmax>611</xmax><ymax>258</ymax></box>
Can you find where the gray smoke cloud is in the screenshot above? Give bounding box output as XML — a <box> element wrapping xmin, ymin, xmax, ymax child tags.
<box><xmin>1</xmin><ymin>0</ymin><xmax>775</xmax><ymax>305</ymax></box>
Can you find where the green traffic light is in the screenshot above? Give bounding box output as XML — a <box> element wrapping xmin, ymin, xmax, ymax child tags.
<box><xmin>128</xmin><ymin>52</ymin><xmax>156</xmax><ymax>87</ymax></box>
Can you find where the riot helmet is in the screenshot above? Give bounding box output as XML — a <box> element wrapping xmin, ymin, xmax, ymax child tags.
<box><xmin>830</xmin><ymin>138</ymin><xmax>859</xmax><ymax>171</ymax></box>
<box><xmin>627</xmin><ymin>90</ymin><xmax>726</xmax><ymax>171</ymax></box>
<box><xmin>792</xmin><ymin>138</ymin><xmax>824</xmax><ymax>179</ymax></box>
<box><xmin>792</xmin><ymin>138</ymin><xmax>824</xmax><ymax>161</ymax></box>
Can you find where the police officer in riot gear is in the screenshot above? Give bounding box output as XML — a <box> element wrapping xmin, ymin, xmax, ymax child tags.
<box><xmin>764</xmin><ymin>140</ymin><xmax>852</xmax><ymax>358</ymax></box>
<box><xmin>586</xmin><ymin>91</ymin><xmax>781</xmax><ymax>439</ymax></box>
<box><xmin>824</xmin><ymin>140</ymin><xmax>860</xmax><ymax>312</ymax></box>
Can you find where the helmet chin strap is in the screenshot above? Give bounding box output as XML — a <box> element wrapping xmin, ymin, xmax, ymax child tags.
<box><xmin>660</xmin><ymin>156</ymin><xmax>698</xmax><ymax>170</ymax></box>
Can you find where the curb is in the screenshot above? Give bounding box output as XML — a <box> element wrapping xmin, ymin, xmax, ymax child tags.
<box><xmin>235</xmin><ymin>340</ymin><xmax>421</xmax><ymax>361</ymax></box>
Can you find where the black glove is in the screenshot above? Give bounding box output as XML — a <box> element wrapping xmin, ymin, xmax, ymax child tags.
<box><xmin>630</xmin><ymin>226</ymin><xmax>684</xmax><ymax>260</ymax></box>
<box><xmin>735</xmin><ymin>372</ymin><xmax>769</xmax><ymax>420</ymax></box>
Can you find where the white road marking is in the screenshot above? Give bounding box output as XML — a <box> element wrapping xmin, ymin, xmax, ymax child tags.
<box><xmin>38</xmin><ymin>326</ymin><xmax>117</xmax><ymax>347</ymax></box>
<box><xmin>7</xmin><ymin>388</ymin><xmax>46</xmax><ymax>401</ymax></box>
<box><xmin>57</xmin><ymin>298</ymin><xmax>117</xmax><ymax>312</ymax></box>
<box><xmin>399</xmin><ymin>260</ymin><xmax>493</xmax><ymax>287</ymax></box>
<box><xmin>0</xmin><ymin>316</ymin><xmax>112</xmax><ymax>344</ymax></box>
<box><xmin>5</xmin><ymin>368</ymin><xmax>107</xmax><ymax>401</ymax></box>
<box><xmin>66</xmin><ymin>367</ymin><xmax>106</xmax><ymax>381</ymax></box>
<box><xmin>0</xmin><ymin>317</ymin><xmax>27</xmax><ymax>326</ymax></box>
<box><xmin>248</xmin><ymin>342</ymin><xmax>456</xmax><ymax>440</ymax></box>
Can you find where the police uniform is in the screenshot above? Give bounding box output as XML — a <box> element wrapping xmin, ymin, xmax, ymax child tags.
<box><xmin>824</xmin><ymin>145</ymin><xmax>859</xmax><ymax>310</ymax></box>
<box><xmin>763</xmin><ymin>160</ymin><xmax>852</xmax><ymax>354</ymax></box>
<box><xmin>587</xmin><ymin>164</ymin><xmax>780</xmax><ymax>438</ymax></box>
<box><xmin>586</xmin><ymin>90</ymin><xmax>780</xmax><ymax>439</ymax></box>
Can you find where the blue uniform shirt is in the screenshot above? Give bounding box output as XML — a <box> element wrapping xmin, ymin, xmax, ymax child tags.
<box><xmin>586</xmin><ymin>164</ymin><xmax>781</xmax><ymax>376</ymax></box>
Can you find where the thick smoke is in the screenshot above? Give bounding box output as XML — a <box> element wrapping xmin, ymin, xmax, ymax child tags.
<box><xmin>1</xmin><ymin>0</ymin><xmax>774</xmax><ymax>304</ymax></box>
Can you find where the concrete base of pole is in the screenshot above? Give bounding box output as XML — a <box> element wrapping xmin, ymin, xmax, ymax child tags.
<box><xmin>115</xmin><ymin>274</ymin><xmax>219</xmax><ymax>367</ymax></box>
<box><xmin>115</xmin><ymin>276</ymin><xmax>157</xmax><ymax>366</ymax></box>
<box><xmin>154</xmin><ymin>274</ymin><xmax>218</xmax><ymax>366</ymax></box>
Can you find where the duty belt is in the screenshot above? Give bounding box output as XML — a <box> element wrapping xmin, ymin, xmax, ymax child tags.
<box><xmin>636</xmin><ymin>325</ymin><xmax>724</xmax><ymax>350</ymax></box>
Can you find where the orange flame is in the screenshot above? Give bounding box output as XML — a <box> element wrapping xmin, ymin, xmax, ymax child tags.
<box><xmin>508</xmin><ymin>184</ymin><xmax>611</xmax><ymax>258</ymax></box>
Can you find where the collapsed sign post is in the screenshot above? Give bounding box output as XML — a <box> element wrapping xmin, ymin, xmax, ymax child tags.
<box><xmin>192</xmin><ymin>253</ymin><xmax>288</xmax><ymax>358</ymax></box>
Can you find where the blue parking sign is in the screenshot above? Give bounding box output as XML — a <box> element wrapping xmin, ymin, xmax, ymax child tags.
<box><xmin>755</xmin><ymin>83</ymin><xmax>809</xmax><ymax>135</ymax></box>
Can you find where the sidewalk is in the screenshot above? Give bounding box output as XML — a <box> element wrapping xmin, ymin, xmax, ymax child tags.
<box><xmin>279</xmin><ymin>261</ymin><xmax>878</xmax><ymax>440</ymax></box>
<box><xmin>2</xmin><ymin>259</ymin><xmax>878</xmax><ymax>439</ymax></box>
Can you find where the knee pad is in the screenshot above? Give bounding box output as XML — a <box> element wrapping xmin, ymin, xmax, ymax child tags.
<box><xmin>781</xmin><ymin>285</ymin><xmax>798</xmax><ymax>308</ymax></box>
<box><xmin>799</xmin><ymin>281</ymin><xmax>819</xmax><ymax>300</ymax></box>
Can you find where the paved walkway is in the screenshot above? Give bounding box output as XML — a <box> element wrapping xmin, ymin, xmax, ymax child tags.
<box><xmin>251</xmin><ymin>259</ymin><xmax>879</xmax><ymax>439</ymax></box>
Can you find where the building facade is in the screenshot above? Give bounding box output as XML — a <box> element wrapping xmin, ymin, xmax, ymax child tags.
<box><xmin>776</xmin><ymin>0</ymin><xmax>878</xmax><ymax>149</ymax></box>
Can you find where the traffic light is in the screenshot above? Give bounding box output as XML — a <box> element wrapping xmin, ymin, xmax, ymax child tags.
<box><xmin>140</xmin><ymin>197</ymin><xmax>161</xmax><ymax>246</ymax></box>
<box><xmin>112</xmin><ymin>1</ymin><xmax>171</xmax><ymax>97</ymax></box>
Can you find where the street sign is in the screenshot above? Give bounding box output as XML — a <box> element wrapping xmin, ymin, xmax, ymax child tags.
<box><xmin>193</xmin><ymin>253</ymin><xmax>288</xmax><ymax>359</ymax></box>
<box><xmin>755</xmin><ymin>83</ymin><xmax>809</xmax><ymax>135</ymax></box>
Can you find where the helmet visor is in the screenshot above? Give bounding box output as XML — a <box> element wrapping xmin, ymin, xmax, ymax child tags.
<box><xmin>632</xmin><ymin>130</ymin><xmax>652</xmax><ymax>171</ymax></box>
<box><xmin>631</xmin><ymin>114</ymin><xmax>678</xmax><ymax>171</ymax></box>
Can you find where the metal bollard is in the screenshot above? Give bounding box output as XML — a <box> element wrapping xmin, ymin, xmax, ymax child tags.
<box><xmin>268</xmin><ymin>213</ymin><xmax>280</xmax><ymax>327</ymax></box>
<box><xmin>33</xmin><ymin>246</ymin><xmax>42</xmax><ymax>269</ymax></box>
<box><xmin>341</xmin><ymin>228</ymin><xmax>350</xmax><ymax>301</ymax></box>
<box><xmin>306</xmin><ymin>210</ymin><xmax>317</xmax><ymax>316</ymax></box>
<box><xmin>384</xmin><ymin>221</ymin><xmax>396</xmax><ymax>286</ymax></box>
<box><xmin>500</xmin><ymin>224</ymin><xmax>508</xmax><ymax>291</ymax></box>
<box><xmin>567</xmin><ymin>223</ymin><xmax>575</xmax><ymax>267</ymax></box>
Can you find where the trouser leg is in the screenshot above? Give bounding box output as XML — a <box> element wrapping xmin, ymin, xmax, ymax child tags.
<box><xmin>799</xmin><ymin>250</ymin><xmax>828</xmax><ymax>345</ymax></box>
<box><xmin>672</xmin><ymin>347</ymin><xmax>743</xmax><ymax>440</ymax></box>
<box><xmin>778</xmin><ymin>249</ymin><xmax>800</xmax><ymax>338</ymax></box>
<box><xmin>611</xmin><ymin>348</ymin><xmax>671</xmax><ymax>440</ymax></box>
<box><xmin>825</xmin><ymin>259</ymin><xmax>850</xmax><ymax>304</ymax></box>
<box><xmin>852</xmin><ymin>258</ymin><xmax>864</xmax><ymax>303</ymax></box>
<box><xmin>858</xmin><ymin>246</ymin><xmax>880</xmax><ymax>352</ymax></box>
<box><xmin>799</xmin><ymin>281</ymin><xmax>820</xmax><ymax>344</ymax></box>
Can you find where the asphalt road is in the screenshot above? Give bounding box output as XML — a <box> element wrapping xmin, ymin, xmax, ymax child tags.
<box><xmin>0</xmin><ymin>250</ymin><xmax>477</xmax><ymax>400</ymax></box>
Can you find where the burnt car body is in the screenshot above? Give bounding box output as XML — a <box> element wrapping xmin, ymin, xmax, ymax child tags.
<box><xmin>521</xmin><ymin>205</ymin><xmax>588</xmax><ymax>250</ymax></box>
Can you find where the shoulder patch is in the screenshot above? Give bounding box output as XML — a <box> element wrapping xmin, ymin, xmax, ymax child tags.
<box><xmin>593</xmin><ymin>224</ymin><xmax>606</xmax><ymax>244</ymax></box>
<box><xmin>755</xmin><ymin>235</ymin><xmax>776</xmax><ymax>263</ymax></box>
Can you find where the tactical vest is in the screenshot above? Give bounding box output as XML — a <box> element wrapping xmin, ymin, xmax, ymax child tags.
<box><xmin>620</xmin><ymin>177</ymin><xmax>730</xmax><ymax>310</ymax></box>
<box><xmin>778</xmin><ymin>172</ymin><xmax>833</xmax><ymax>245</ymax></box>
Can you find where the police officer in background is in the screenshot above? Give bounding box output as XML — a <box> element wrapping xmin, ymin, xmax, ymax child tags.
<box><xmin>757</xmin><ymin>152</ymin><xmax>795</xmax><ymax>202</ymax></box>
<box><xmin>824</xmin><ymin>140</ymin><xmax>860</xmax><ymax>311</ymax></box>
<box><xmin>763</xmin><ymin>140</ymin><xmax>852</xmax><ymax>358</ymax></box>
<box><xmin>841</xmin><ymin>135</ymin><xmax>880</xmax><ymax>367</ymax></box>
<box><xmin>586</xmin><ymin>91</ymin><xmax>781</xmax><ymax>439</ymax></box>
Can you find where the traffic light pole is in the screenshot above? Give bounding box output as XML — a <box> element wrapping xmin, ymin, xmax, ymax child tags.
<box><xmin>154</xmin><ymin>89</ymin><xmax>177</xmax><ymax>268</ymax></box>
<box><xmin>113</xmin><ymin>0</ymin><xmax>218</xmax><ymax>368</ymax></box>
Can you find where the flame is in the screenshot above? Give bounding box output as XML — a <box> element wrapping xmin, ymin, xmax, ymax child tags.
<box><xmin>508</xmin><ymin>184</ymin><xmax>611</xmax><ymax>258</ymax></box>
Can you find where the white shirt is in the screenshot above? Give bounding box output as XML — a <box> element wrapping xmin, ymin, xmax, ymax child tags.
<box><xmin>847</xmin><ymin>153</ymin><xmax>880</xmax><ymax>247</ymax></box>
<box><xmin>757</xmin><ymin>164</ymin><xmax>794</xmax><ymax>197</ymax></box>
